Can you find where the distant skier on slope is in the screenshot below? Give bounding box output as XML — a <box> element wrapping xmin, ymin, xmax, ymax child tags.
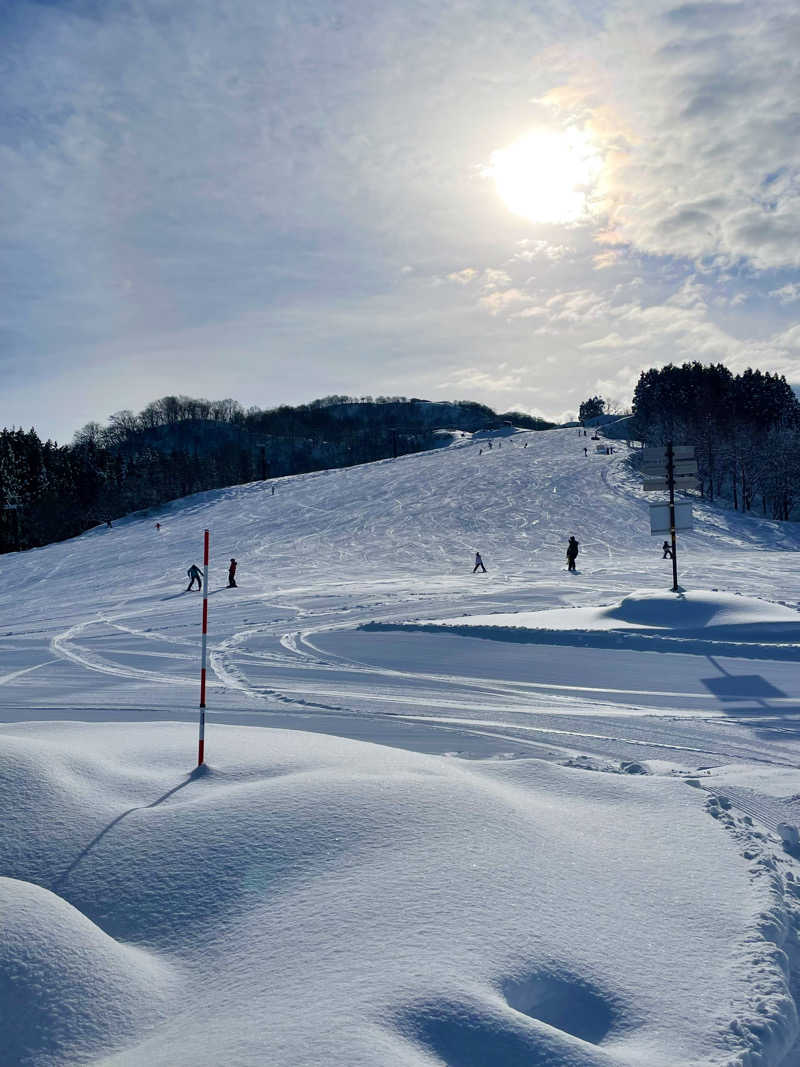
<box><xmin>186</xmin><ymin>564</ymin><xmax>203</xmax><ymax>591</ymax></box>
<box><xmin>566</xmin><ymin>536</ymin><xmax>579</xmax><ymax>572</ymax></box>
<box><xmin>228</xmin><ymin>558</ymin><xmax>238</xmax><ymax>587</ymax></box>
<box><xmin>662</xmin><ymin>541</ymin><xmax>673</xmax><ymax>559</ymax></box>
<box><xmin>584</xmin><ymin>446</ymin><xmax>588</xmax><ymax>456</ymax></box>
<box><xmin>473</xmin><ymin>551</ymin><xmax>487</xmax><ymax>574</ymax></box>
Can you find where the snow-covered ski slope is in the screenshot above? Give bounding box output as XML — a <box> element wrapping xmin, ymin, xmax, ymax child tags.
<box><xmin>3</xmin><ymin>427</ymin><xmax>800</xmax><ymax>1066</ymax></box>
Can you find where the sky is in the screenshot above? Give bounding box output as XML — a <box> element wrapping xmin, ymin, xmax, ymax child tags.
<box><xmin>2</xmin><ymin>0</ymin><xmax>800</xmax><ymax>442</ymax></box>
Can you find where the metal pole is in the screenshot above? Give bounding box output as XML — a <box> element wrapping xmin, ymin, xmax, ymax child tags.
<box><xmin>667</xmin><ymin>442</ymin><xmax>678</xmax><ymax>592</ymax></box>
<box><xmin>198</xmin><ymin>528</ymin><xmax>209</xmax><ymax>765</ymax></box>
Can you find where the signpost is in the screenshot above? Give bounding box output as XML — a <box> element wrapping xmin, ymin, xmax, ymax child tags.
<box><xmin>640</xmin><ymin>442</ymin><xmax>696</xmax><ymax>592</ymax></box>
<box><xmin>198</xmin><ymin>529</ymin><xmax>209</xmax><ymax>766</ymax></box>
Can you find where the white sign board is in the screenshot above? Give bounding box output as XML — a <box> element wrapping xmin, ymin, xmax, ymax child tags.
<box><xmin>650</xmin><ymin>501</ymin><xmax>693</xmax><ymax>535</ymax></box>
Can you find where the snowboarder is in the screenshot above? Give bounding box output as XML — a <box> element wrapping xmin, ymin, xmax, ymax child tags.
<box><xmin>662</xmin><ymin>541</ymin><xmax>673</xmax><ymax>559</ymax></box>
<box><xmin>473</xmin><ymin>551</ymin><xmax>487</xmax><ymax>574</ymax></box>
<box><xmin>186</xmin><ymin>564</ymin><xmax>203</xmax><ymax>591</ymax></box>
<box><xmin>228</xmin><ymin>558</ymin><xmax>238</xmax><ymax>588</ymax></box>
<box><xmin>566</xmin><ymin>536</ymin><xmax>579</xmax><ymax>572</ymax></box>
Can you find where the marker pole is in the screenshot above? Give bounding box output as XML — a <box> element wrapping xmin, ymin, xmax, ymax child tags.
<box><xmin>667</xmin><ymin>443</ymin><xmax>679</xmax><ymax>593</ymax></box>
<box><xmin>198</xmin><ymin>528</ymin><xmax>209</xmax><ymax>765</ymax></box>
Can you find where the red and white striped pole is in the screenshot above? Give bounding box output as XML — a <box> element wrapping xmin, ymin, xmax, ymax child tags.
<box><xmin>198</xmin><ymin>528</ymin><xmax>209</xmax><ymax>766</ymax></box>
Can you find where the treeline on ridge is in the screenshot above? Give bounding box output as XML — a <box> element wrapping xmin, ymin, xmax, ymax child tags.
<box><xmin>0</xmin><ymin>395</ymin><xmax>553</xmax><ymax>553</ymax></box>
<box><xmin>630</xmin><ymin>363</ymin><xmax>800</xmax><ymax>520</ymax></box>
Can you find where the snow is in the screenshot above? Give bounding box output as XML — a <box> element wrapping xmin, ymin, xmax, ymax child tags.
<box><xmin>417</xmin><ymin>588</ymin><xmax>800</xmax><ymax>637</ymax></box>
<box><xmin>2</xmin><ymin>427</ymin><xmax>800</xmax><ymax>1064</ymax></box>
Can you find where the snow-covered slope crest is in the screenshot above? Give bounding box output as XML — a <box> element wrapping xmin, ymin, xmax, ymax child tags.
<box><xmin>373</xmin><ymin>589</ymin><xmax>800</xmax><ymax>657</ymax></box>
<box><xmin>2</xmin><ymin>721</ymin><xmax>800</xmax><ymax>1066</ymax></box>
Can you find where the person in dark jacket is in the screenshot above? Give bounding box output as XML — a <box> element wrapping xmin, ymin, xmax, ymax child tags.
<box><xmin>662</xmin><ymin>541</ymin><xmax>673</xmax><ymax>559</ymax></box>
<box><xmin>473</xmin><ymin>551</ymin><xmax>487</xmax><ymax>573</ymax></box>
<box><xmin>566</xmin><ymin>536</ymin><xmax>579</xmax><ymax>571</ymax></box>
<box><xmin>186</xmin><ymin>564</ymin><xmax>203</xmax><ymax>591</ymax></box>
<box><xmin>228</xmin><ymin>558</ymin><xmax>238</xmax><ymax>587</ymax></box>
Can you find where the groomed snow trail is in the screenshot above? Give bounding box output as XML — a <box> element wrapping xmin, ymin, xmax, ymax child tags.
<box><xmin>2</xmin><ymin>427</ymin><xmax>800</xmax><ymax>1065</ymax></box>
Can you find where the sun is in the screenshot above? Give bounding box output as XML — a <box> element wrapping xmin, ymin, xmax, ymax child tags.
<box><xmin>485</xmin><ymin>127</ymin><xmax>602</xmax><ymax>224</ymax></box>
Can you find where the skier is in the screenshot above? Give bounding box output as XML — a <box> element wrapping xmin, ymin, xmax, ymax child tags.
<box><xmin>271</xmin><ymin>486</ymin><xmax>275</xmax><ymax>495</ymax></box>
<box><xmin>473</xmin><ymin>551</ymin><xmax>487</xmax><ymax>574</ymax></box>
<box><xmin>583</xmin><ymin>446</ymin><xmax>588</xmax><ymax>456</ymax></box>
<box><xmin>566</xmin><ymin>536</ymin><xmax>579</xmax><ymax>572</ymax></box>
<box><xmin>662</xmin><ymin>541</ymin><xmax>673</xmax><ymax>559</ymax></box>
<box><xmin>228</xmin><ymin>558</ymin><xmax>238</xmax><ymax>588</ymax></box>
<box><xmin>155</xmin><ymin>522</ymin><xmax>161</xmax><ymax>531</ymax></box>
<box><xmin>186</xmin><ymin>564</ymin><xmax>203</xmax><ymax>591</ymax></box>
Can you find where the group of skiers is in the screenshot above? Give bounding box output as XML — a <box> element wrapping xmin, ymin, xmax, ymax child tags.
<box><xmin>472</xmin><ymin>534</ymin><xmax>673</xmax><ymax>575</ymax></box>
<box><xmin>186</xmin><ymin>558</ymin><xmax>237</xmax><ymax>591</ymax></box>
<box><xmin>472</xmin><ymin>538</ymin><xmax>580</xmax><ymax>574</ymax></box>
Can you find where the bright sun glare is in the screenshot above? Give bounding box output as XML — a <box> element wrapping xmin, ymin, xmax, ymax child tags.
<box><xmin>486</xmin><ymin>127</ymin><xmax>602</xmax><ymax>224</ymax></box>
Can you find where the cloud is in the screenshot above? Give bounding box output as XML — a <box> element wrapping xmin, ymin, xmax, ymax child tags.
<box><xmin>447</xmin><ymin>268</ymin><xmax>480</xmax><ymax>285</ymax></box>
<box><xmin>770</xmin><ymin>283</ymin><xmax>800</xmax><ymax>304</ymax></box>
<box><xmin>3</xmin><ymin>0</ymin><xmax>800</xmax><ymax>440</ymax></box>
<box><xmin>593</xmin><ymin>250</ymin><xmax>622</xmax><ymax>269</ymax></box>
<box><xmin>438</xmin><ymin>366</ymin><xmax>526</xmax><ymax>392</ymax></box>
<box><xmin>554</xmin><ymin>0</ymin><xmax>800</xmax><ymax>269</ymax></box>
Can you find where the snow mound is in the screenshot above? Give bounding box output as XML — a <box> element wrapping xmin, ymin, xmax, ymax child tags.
<box><xmin>375</xmin><ymin>590</ymin><xmax>800</xmax><ymax>656</ymax></box>
<box><xmin>1</xmin><ymin>722</ymin><xmax>798</xmax><ymax>1065</ymax></box>
<box><xmin>603</xmin><ymin>590</ymin><xmax>800</xmax><ymax>634</ymax></box>
<box><xmin>0</xmin><ymin>876</ymin><xmax>174</xmax><ymax>1066</ymax></box>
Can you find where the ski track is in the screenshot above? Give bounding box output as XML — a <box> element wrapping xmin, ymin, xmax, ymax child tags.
<box><xmin>17</xmin><ymin>427</ymin><xmax>797</xmax><ymax>789</ymax></box>
<box><xmin>4</xmin><ymin>428</ymin><xmax>800</xmax><ymax>1064</ymax></box>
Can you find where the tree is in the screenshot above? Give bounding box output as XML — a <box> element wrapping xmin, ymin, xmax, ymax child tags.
<box><xmin>579</xmin><ymin>396</ymin><xmax>605</xmax><ymax>422</ymax></box>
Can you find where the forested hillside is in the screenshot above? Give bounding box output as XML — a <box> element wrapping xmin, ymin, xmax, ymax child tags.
<box><xmin>630</xmin><ymin>364</ymin><xmax>800</xmax><ymax>520</ymax></box>
<box><xmin>0</xmin><ymin>395</ymin><xmax>552</xmax><ymax>552</ymax></box>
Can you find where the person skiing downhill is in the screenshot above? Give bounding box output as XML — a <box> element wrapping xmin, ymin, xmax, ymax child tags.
<box><xmin>566</xmin><ymin>536</ymin><xmax>579</xmax><ymax>572</ymax></box>
<box><xmin>473</xmin><ymin>551</ymin><xmax>487</xmax><ymax>574</ymax></box>
<box><xmin>662</xmin><ymin>541</ymin><xmax>673</xmax><ymax>559</ymax></box>
<box><xmin>186</xmin><ymin>564</ymin><xmax>203</xmax><ymax>591</ymax></box>
<box><xmin>228</xmin><ymin>558</ymin><xmax>238</xmax><ymax>588</ymax></box>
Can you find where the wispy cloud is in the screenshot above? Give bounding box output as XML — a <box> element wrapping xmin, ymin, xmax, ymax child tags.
<box><xmin>1</xmin><ymin>0</ymin><xmax>799</xmax><ymax>440</ymax></box>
